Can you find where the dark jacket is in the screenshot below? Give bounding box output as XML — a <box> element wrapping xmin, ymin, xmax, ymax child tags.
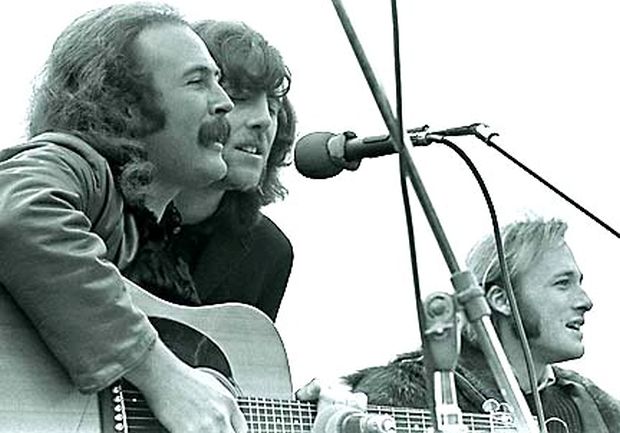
<box><xmin>188</xmin><ymin>213</ymin><xmax>293</xmax><ymax>320</ymax></box>
<box><xmin>124</xmin><ymin>203</ymin><xmax>293</xmax><ymax>322</ymax></box>
<box><xmin>345</xmin><ymin>341</ymin><xmax>620</xmax><ymax>432</ymax></box>
<box><xmin>0</xmin><ymin>132</ymin><xmax>156</xmax><ymax>393</ymax></box>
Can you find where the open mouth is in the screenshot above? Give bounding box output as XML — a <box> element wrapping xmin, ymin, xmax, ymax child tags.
<box><xmin>566</xmin><ymin>318</ymin><xmax>584</xmax><ymax>331</ymax></box>
<box><xmin>236</xmin><ymin>145</ymin><xmax>262</xmax><ymax>155</ymax></box>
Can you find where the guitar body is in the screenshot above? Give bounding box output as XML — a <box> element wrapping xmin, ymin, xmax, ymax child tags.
<box><xmin>0</xmin><ymin>281</ymin><xmax>293</xmax><ymax>433</ymax></box>
<box><xmin>0</xmin><ymin>280</ymin><xmax>519</xmax><ymax>433</ymax></box>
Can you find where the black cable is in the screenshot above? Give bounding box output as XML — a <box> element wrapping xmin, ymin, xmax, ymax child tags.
<box><xmin>399</xmin><ymin>157</ymin><xmax>438</xmax><ymax>421</ymax></box>
<box><xmin>433</xmin><ymin>137</ymin><xmax>548</xmax><ymax>433</ymax></box>
<box><xmin>476</xmin><ymin>132</ymin><xmax>620</xmax><ymax>239</ymax></box>
<box><xmin>391</xmin><ymin>0</ymin><xmax>440</xmax><ymax>425</ymax></box>
<box><xmin>329</xmin><ymin>1</ymin><xmax>540</xmax><ymax>427</ymax></box>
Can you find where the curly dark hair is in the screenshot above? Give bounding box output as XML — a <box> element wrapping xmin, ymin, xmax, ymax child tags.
<box><xmin>192</xmin><ymin>20</ymin><xmax>296</xmax><ymax>228</ymax></box>
<box><xmin>124</xmin><ymin>20</ymin><xmax>297</xmax><ymax>304</ymax></box>
<box><xmin>27</xmin><ymin>3</ymin><xmax>190</xmax><ymax>206</ymax></box>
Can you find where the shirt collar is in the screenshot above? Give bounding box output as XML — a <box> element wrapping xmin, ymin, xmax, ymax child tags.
<box><xmin>522</xmin><ymin>365</ymin><xmax>556</xmax><ymax>394</ymax></box>
<box><xmin>538</xmin><ymin>365</ymin><xmax>556</xmax><ymax>390</ymax></box>
<box><xmin>517</xmin><ymin>365</ymin><xmax>556</xmax><ymax>394</ymax></box>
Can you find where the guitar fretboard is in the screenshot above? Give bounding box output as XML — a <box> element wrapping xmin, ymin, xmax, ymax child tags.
<box><xmin>106</xmin><ymin>384</ymin><xmax>515</xmax><ymax>433</ymax></box>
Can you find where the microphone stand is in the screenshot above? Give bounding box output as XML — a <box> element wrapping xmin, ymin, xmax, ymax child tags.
<box><xmin>330</xmin><ymin>1</ymin><xmax>539</xmax><ymax>431</ymax></box>
<box><xmin>423</xmin><ymin>292</ymin><xmax>466</xmax><ymax>433</ymax></box>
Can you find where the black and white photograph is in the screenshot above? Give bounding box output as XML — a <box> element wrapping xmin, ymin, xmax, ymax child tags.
<box><xmin>1</xmin><ymin>1</ymin><xmax>618</xmax><ymax>432</ymax></box>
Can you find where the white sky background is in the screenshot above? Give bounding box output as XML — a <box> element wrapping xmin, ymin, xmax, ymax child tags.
<box><xmin>2</xmin><ymin>0</ymin><xmax>619</xmax><ymax>399</ymax></box>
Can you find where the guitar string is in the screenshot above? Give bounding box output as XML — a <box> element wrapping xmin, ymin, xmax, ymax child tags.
<box><xmin>120</xmin><ymin>402</ymin><xmax>511</xmax><ymax>431</ymax></box>
<box><xmin>121</xmin><ymin>389</ymin><xmax>511</xmax><ymax>422</ymax></box>
<box><xmin>120</xmin><ymin>412</ymin><xmax>508</xmax><ymax>432</ymax></box>
<box><xmin>124</xmin><ymin>390</ymin><xmax>502</xmax><ymax>424</ymax></box>
<box><xmin>121</xmin><ymin>406</ymin><xmax>509</xmax><ymax>429</ymax></box>
<box><xmin>120</xmin><ymin>389</ymin><xmax>512</xmax><ymax>429</ymax></box>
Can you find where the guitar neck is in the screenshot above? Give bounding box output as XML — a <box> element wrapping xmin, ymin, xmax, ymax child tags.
<box><xmin>238</xmin><ymin>399</ymin><xmax>515</xmax><ymax>433</ymax></box>
<box><xmin>112</xmin><ymin>386</ymin><xmax>515</xmax><ymax>433</ymax></box>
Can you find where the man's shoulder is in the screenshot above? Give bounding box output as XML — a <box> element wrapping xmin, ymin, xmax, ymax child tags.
<box><xmin>553</xmin><ymin>365</ymin><xmax>620</xmax><ymax>425</ymax></box>
<box><xmin>254</xmin><ymin>213</ymin><xmax>293</xmax><ymax>256</ymax></box>
<box><xmin>1</xmin><ymin>132</ymin><xmax>111</xmax><ymax>179</ymax></box>
<box><xmin>554</xmin><ymin>365</ymin><xmax>612</xmax><ymax>392</ymax></box>
<box><xmin>554</xmin><ymin>366</ymin><xmax>619</xmax><ymax>399</ymax></box>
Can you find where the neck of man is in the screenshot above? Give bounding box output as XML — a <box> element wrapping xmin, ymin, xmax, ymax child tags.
<box><xmin>498</xmin><ymin>325</ymin><xmax>550</xmax><ymax>393</ymax></box>
<box><xmin>143</xmin><ymin>179</ymin><xmax>180</xmax><ymax>222</ymax></box>
<box><xmin>174</xmin><ymin>187</ymin><xmax>225</xmax><ymax>225</ymax></box>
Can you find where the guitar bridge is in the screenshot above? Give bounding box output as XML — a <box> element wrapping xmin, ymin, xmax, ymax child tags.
<box><xmin>98</xmin><ymin>383</ymin><xmax>128</xmax><ymax>432</ymax></box>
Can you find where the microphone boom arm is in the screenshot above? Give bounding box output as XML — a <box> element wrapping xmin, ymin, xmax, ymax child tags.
<box><xmin>473</xmin><ymin>127</ymin><xmax>620</xmax><ymax>239</ymax></box>
<box><xmin>329</xmin><ymin>1</ymin><xmax>540</xmax><ymax>431</ymax></box>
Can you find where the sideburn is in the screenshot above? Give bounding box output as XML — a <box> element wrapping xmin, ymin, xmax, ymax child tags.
<box><xmin>511</xmin><ymin>295</ymin><xmax>542</xmax><ymax>340</ymax></box>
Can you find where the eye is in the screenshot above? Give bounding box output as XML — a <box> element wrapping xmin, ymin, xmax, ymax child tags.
<box><xmin>553</xmin><ymin>278</ymin><xmax>571</xmax><ymax>289</ymax></box>
<box><xmin>187</xmin><ymin>76</ymin><xmax>207</xmax><ymax>86</ymax></box>
<box><xmin>226</xmin><ymin>89</ymin><xmax>251</xmax><ymax>102</ymax></box>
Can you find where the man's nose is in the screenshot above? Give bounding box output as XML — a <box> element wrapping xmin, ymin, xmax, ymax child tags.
<box><xmin>575</xmin><ymin>286</ymin><xmax>593</xmax><ymax>312</ymax></box>
<box><xmin>211</xmin><ymin>83</ymin><xmax>234</xmax><ymax>115</ymax></box>
<box><xmin>247</xmin><ymin>98</ymin><xmax>274</xmax><ymax>131</ymax></box>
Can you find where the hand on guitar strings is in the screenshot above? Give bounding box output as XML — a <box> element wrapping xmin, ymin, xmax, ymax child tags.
<box><xmin>125</xmin><ymin>339</ymin><xmax>248</xmax><ymax>433</ymax></box>
<box><xmin>296</xmin><ymin>377</ymin><xmax>368</xmax><ymax>410</ymax></box>
<box><xmin>296</xmin><ymin>378</ymin><xmax>395</xmax><ymax>433</ymax></box>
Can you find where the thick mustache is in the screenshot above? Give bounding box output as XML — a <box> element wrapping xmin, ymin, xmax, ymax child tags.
<box><xmin>199</xmin><ymin>117</ymin><xmax>231</xmax><ymax>147</ymax></box>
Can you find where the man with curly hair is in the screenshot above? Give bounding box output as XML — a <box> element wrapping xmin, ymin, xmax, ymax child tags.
<box><xmin>125</xmin><ymin>20</ymin><xmax>296</xmax><ymax>321</ymax></box>
<box><xmin>0</xmin><ymin>4</ymin><xmax>249</xmax><ymax>432</ymax></box>
<box><xmin>344</xmin><ymin>217</ymin><xmax>620</xmax><ymax>432</ymax></box>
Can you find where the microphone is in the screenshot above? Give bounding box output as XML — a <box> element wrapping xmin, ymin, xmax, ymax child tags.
<box><xmin>294</xmin><ymin>131</ymin><xmax>396</xmax><ymax>179</ymax></box>
<box><xmin>294</xmin><ymin>124</ymin><xmax>485</xmax><ymax>179</ymax></box>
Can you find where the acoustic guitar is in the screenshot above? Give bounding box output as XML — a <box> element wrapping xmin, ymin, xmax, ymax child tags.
<box><xmin>0</xmin><ymin>280</ymin><xmax>515</xmax><ymax>432</ymax></box>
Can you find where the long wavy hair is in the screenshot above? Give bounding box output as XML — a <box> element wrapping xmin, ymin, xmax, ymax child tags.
<box><xmin>192</xmin><ymin>20</ymin><xmax>297</xmax><ymax>230</ymax></box>
<box><xmin>124</xmin><ymin>20</ymin><xmax>297</xmax><ymax>304</ymax></box>
<box><xmin>27</xmin><ymin>3</ymin><xmax>189</xmax><ymax>206</ymax></box>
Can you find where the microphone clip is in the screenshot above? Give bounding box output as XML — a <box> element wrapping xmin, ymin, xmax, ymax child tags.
<box><xmin>423</xmin><ymin>292</ymin><xmax>467</xmax><ymax>433</ymax></box>
<box><xmin>328</xmin><ymin>131</ymin><xmax>363</xmax><ymax>172</ymax></box>
<box><xmin>408</xmin><ymin>123</ymin><xmax>494</xmax><ymax>147</ymax></box>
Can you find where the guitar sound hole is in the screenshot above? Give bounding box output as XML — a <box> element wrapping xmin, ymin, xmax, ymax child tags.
<box><xmin>150</xmin><ymin>317</ymin><xmax>233</xmax><ymax>379</ymax></box>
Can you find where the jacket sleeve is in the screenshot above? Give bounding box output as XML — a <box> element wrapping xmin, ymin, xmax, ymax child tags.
<box><xmin>0</xmin><ymin>143</ymin><xmax>157</xmax><ymax>393</ymax></box>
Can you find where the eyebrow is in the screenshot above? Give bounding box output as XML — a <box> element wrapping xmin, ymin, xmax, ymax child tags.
<box><xmin>551</xmin><ymin>270</ymin><xmax>584</xmax><ymax>283</ymax></box>
<box><xmin>182</xmin><ymin>64</ymin><xmax>221</xmax><ymax>79</ymax></box>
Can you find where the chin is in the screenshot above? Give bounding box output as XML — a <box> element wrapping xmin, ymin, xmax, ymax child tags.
<box><xmin>550</xmin><ymin>345</ymin><xmax>585</xmax><ymax>363</ymax></box>
<box><xmin>222</xmin><ymin>176</ymin><xmax>259</xmax><ymax>192</ymax></box>
<box><xmin>224</xmin><ymin>177</ymin><xmax>258</xmax><ymax>191</ymax></box>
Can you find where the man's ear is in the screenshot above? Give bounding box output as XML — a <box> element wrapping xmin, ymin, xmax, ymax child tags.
<box><xmin>486</xmin><ymin>285</ymin><xmax>511</xmax><ymax>316</ymax></box>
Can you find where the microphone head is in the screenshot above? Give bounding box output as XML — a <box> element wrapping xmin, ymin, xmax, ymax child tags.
<box><xmin>294</xmin><ymin>131</ymin><xmax>344</xmax><ymax>179</ymax></box>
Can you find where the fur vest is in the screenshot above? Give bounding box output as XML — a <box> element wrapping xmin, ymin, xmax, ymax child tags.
<box><xmin>344</xmin><ymin>341</ymin><xmax>620</xmax><ymax>432</ymax></box>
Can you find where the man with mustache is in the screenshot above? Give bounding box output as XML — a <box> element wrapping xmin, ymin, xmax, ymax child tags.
<box><xmin>0</xmin><ymin>3</ymin><xmax>353</xmax><ymax>431</ymax></box>
<box><xmin>0</xmin><ymin>4</ymin><xmax>253</xmax><ymax>433</ymax></box>
<box><xmin>125</xmin><ymin>20</ymin><xmax>296</xmax><ymax>322</ymax></box>
<box><xmin>344</xmin><ymin>217</ymin><xmax>620</xmax><ymax>432</ymax></box>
